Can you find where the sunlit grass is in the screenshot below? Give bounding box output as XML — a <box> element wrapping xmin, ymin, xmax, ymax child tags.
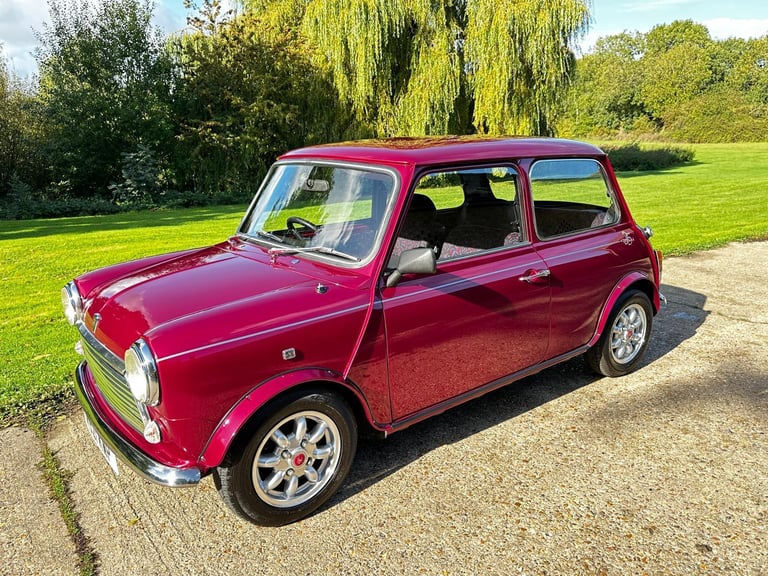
<box><xmin>0</xmin><ymin>206</ymin><xmax>246</xmax><ymax>423</ymax></box>
<box><xmin>1</xmin><ymin>142</ymin><xmax>767</xmax><ymax>423</ymax></box>
<box><xmin>607</xmin><ymin>143</ymin><xmax>768</xmax><ymax>255</ymax></box>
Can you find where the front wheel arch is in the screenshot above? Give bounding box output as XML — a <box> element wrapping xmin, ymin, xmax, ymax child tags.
<box><xmin>200</xmin><ymin>372</ymin><xmax>380</xmax><ymax>470</ymax></box>
<box><xmin>218</xmin><ymin>381</ymin><xmax>371</xmax><ymax>468</ymax></box>
<box><xmin>213</xmin><ymin>386</ymin><xmax>359</xmax><ymax>525</ymax></box>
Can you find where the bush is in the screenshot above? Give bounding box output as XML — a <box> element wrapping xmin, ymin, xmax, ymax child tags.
<box><xmin>109</xmin><ymin>145</ymin><xmax>168</xmax><ymax>209</ymax></box>
<box><xmin>1</xmin><ymin>175</ymin><xmax>120</xmax><ymax>219</ymax></box>
<box><xmin>159</xmin><ymin>187</ymin><xmax>253</xmax><ymax>209</ymax></box>
<box><xmin>0</xmin><ymin>171</ymin><xmax>253</xmax><ymax>219</ymax></box>
<box><xmin>602</xmin><ymin>143</ymin><xmax>695</xmax><ymax>171</ymax></box>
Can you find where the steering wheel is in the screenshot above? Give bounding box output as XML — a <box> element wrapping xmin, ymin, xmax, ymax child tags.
<box><xmin>286</xmin><ymin>216</ymin><xmax>318</xmax><ymax>241</ymax></box>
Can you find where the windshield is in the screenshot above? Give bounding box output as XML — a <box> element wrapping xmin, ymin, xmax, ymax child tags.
<box><xmin>239</xmin><ymin>162</ymin><xmax>397</xmax><ymax>264</ymax></box>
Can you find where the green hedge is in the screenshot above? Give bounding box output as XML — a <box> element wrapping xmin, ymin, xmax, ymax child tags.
<box><xmin>1</xmin><ymin>181</ymin><xmax>252</xmax><ymax>220</ymax></box>
<box><xmin>603</xmin><ymin>143</ymin><xmax>695</xmax><ymax>171</ymax></box>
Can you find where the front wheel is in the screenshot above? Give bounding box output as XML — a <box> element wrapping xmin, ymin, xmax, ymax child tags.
<box><xmin>586</xmin><ymin>290</ymin><xmax>653</xmax><ymax>377</ymax></box>
<box><xmin>214</xmin><ymin>390</ymin><xmax>357</xmax><ymax>526</ymax></box>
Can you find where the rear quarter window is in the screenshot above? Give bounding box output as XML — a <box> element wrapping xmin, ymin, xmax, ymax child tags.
<box><xmin>529</xmin><ymin>158</ymin><xmax>619</xmax><ymax>239</ymax></box>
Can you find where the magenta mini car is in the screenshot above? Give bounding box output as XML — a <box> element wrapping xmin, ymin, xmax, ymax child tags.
<box><xmin>63</xmin><ymin>137</ymin><xmax>662</xmax><ymax>525</ymax></box>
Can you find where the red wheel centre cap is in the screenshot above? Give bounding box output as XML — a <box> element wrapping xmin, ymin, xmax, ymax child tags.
<box><xmin>293</xmin><ymin>453</ymin><xmax>306</xmax><ymax>467</ymax></box>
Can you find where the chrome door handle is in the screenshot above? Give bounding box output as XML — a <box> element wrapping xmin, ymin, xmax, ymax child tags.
<box><xmin>519</xmin><ymin>269</ymin><xmax>551</xmax><ymax>283</ymax></box>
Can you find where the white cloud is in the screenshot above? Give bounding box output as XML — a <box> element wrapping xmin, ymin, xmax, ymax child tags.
<box><xmin>0</xmin><ymin>0</ymin><xmax>196</xmax><ymax>78</ymax></box>
<box><xmin>154</xmin><ymin>1</ymin><xmax>189</xmax><ymax>36</ymax></box>
<box><xmin>622</xmin><ymin>0</ymin><xmax>697</xmax><ymax>13</ymax></box>
<box><xmin>0</xmin><ymin>0</ymin><xmax>48</xmax><ymax>77</ymax></box>
<box><xmin>577</xmin><ymin>29</ymin><xmax>608</xmax><ymax>55</ymax></box>
<box><xmin>704</xmin><ymin>17</ymin><xmax>768</xmax><ymax>39</ymax></box>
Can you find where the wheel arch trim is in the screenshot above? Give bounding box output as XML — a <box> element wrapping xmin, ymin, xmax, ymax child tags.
<box><xmin>198</xmin><ymin>369</ymin><xmax>379</xmax><ymax>468</ymax></box>
<box><xmin>588</xmin><ymin>272</ymin><xmax>658</xmax><ymax>348</ymax></box>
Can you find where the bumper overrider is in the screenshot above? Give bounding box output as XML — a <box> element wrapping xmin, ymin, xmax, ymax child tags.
<box><xmin>75</xmin><ymin>362</ymin><xmax>201</xmax><ymax>487</ymax></box>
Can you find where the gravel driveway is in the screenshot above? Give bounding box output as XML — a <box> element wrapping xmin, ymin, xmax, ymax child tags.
<box><xmin>42</xmin><ymin>241</ymin><xmax>768</xmax><ymax>575</ymax></box>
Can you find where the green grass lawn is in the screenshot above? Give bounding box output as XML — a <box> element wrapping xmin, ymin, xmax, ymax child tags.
<box><xmin>0</xmin><ymin>206</ymin><xmax>246</xmax><ymax>424</ymax></box>
<box><xmin>1</xmin><ymin>142</ymin><xmax>767</xmax><ymax>424</ymax></box>
<box><xmin>611</xmin><ymin>143</ymin><xmax>768</xmax><ymax>254</ymax></box>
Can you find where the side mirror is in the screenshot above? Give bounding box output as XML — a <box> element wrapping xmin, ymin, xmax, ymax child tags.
<box><xmin>385</xmin><ymin>247</ymin><xmax>437</xmax><ymax>288</ymax></box>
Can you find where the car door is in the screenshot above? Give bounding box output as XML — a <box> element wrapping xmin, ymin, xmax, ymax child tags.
<box><xmin>380</xmin><ymin>165</ymin><xmax>551</xmax><ymax>422</ymax></box>
<box><xmin>525</xmin><ymin>157</ymin><xmax>643</xmax><ymax>358</ymax></box>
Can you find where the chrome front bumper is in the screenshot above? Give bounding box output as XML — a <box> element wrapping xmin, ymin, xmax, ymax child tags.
<box><xmin>74</xmin><ymin>362</ymin><xmax>201</xmax><ymax>487</ymax></box>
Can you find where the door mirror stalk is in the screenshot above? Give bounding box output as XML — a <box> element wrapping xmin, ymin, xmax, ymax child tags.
<box><xmin>386</xmin><ymin>247</ymin><xmax>437</xmax><ymax>288</ymax></box>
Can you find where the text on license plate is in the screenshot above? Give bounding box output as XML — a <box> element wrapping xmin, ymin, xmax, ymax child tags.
<box><xmin>83</xmin><ymin>413</ymin><xmax>119</xmax><ymax>476</ymax></box>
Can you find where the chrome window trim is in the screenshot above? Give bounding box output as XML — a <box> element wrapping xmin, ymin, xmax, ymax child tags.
<box><xmin>408</xmin><ymin>163</ymin><xmax>527</xmax><ymax>263</ymax></box>
<box><xmin>436</xmin><ymin>240</ymin><xmax>532</xmax><ymax>263</ymax></box>
<box><xmin>528</xmin><ymin>157</ymin><xmax>621</xmax><ymax>241</ymax></box>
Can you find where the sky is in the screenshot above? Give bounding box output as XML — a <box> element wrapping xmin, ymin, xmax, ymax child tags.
<box><xmin>2</xmin><ymin>0</ymin><xmax>768</xmax><ymax>79</ymax></box>
<box><xmin>580</xmin><ymin>0</ymin><xmax>768</xmax><ymax>53</ymax></box>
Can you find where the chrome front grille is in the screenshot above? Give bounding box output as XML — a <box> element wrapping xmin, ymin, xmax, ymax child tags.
<box><xmin>78</xmin><ymin>323</ymin><xmax>146</xmax><ymax>432</ymax></box>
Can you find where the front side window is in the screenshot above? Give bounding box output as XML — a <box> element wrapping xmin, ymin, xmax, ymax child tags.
<box><xmin>529</xmin><ymin>159</ymin><xmax>619</xmax><ymax>239</ymax></box>
<box><xmin>391</xmin><ymin>166</ymin><xmax>522</xmax><ymax>263</ymax></box>
<box><xmin>240</xmin><ymin>163</ymin><xmax>396</xmax><ymax>263</ymax></box>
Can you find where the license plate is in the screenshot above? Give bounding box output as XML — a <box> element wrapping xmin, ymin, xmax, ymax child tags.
<box><xmin>83</xmin><ymin>413</ymin><xmax>119</xmax><ymax>476</ymax></box>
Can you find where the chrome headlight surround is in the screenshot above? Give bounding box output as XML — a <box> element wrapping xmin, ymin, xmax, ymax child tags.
<box><xmin>124</xmin><ymin>339</ymin><xmax>160</xmax><ymax>406</ymax></box>
<box><xmin>61</xmin><ymin>281</ymin><xmax>83</xmax><ymax>325</ymax></box>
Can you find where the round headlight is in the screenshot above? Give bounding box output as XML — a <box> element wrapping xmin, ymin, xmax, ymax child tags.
<box><xmin>124</xmin><ymin>339</ymin><xmax>160</xmax><ymax>406</ymax></box>
<box><xmin>61</xmin><ymin>282</ymin><xmax>83</xmax><ymax>325</ymax></box>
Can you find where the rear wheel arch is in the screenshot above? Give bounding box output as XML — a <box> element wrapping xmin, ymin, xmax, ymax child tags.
<box><xmin>586</xmin><ymin>288</ymin><xmax>654</xmax><ymax>377</ymax></box>
<box><xmin>590</xmin><ymin>275</ymin><xmax>658</xmax><ymax>347</ymax></box>
<box><xmin>631</xmin><ymin>278</ymin><xmax>660</xmax><ymax>314</ymax></box>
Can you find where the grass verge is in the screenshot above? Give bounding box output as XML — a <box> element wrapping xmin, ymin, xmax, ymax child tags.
<box><xmin>33</xmin><ymin>416</ymin><xmax>97</xmax><ymax>575</ymax></box>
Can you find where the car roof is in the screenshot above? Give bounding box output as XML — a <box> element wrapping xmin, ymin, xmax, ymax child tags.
<box><xmin>278</xmin><ymin>136</ymin><xmax>605</xmax><ymax>167</ymax></box>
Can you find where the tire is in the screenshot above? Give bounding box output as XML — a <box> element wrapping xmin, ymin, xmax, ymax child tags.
<box><xmin>586</xmin><ymin>290</ymin><xmax>653</xmax><ymax>377</ymax></box>
<box><xmin>214</xmin><ymin>390</ymin><xmax>357</xmax><ymax>526</ymax></box>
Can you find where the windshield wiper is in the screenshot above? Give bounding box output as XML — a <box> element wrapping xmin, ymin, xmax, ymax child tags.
<box><xmin>254</xmin><ymin>230</ymin><xmax>283</xmax><ymax>243</ymax></box>
<box><xmin>268</xmin><ymin>245</ymin><xmax>361</xmax><ymax>263</ymax></box>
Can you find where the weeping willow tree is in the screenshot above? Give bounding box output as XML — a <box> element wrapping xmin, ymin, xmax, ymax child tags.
<box><xmin>244</xmin><ymin>0</ymin><xmax>590</xmax><ymax>136</ymax></box>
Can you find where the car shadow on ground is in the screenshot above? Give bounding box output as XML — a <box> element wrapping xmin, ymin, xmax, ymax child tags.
<box><xmin>645</xmin><ymin>283</ymin><xmax>709</xmax><ymax>364</ymax></box>
<box><xmin>329</xmin><ymin>282</ymin><xmax>708</xmax><ymax>510</ymax></box>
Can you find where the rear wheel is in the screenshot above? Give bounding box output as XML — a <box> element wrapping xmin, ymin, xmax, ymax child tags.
<box><xmin>214</xmin><ymin>390</ymin><xmax>357</xmax><ymax>526</ymax></box>
<box><xmin>586</xmin><ymin>290</ymin><xmax>653</xmax><ymax>377</ymax></box>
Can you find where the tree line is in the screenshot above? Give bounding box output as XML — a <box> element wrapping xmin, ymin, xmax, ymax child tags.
<box><xmin>0</xmin><ymin>1</ymin><xmax>765</xmax><ymax>219</ymax></box>
<box><xmin>559</xmin><ymin>20</ymin><xmax>768</xmax><ymax>142</ymax></box>
<box><xmin>1</xmin><ymin>0</ymin><xmax>356</xmax><ymax>218</ymax></box>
